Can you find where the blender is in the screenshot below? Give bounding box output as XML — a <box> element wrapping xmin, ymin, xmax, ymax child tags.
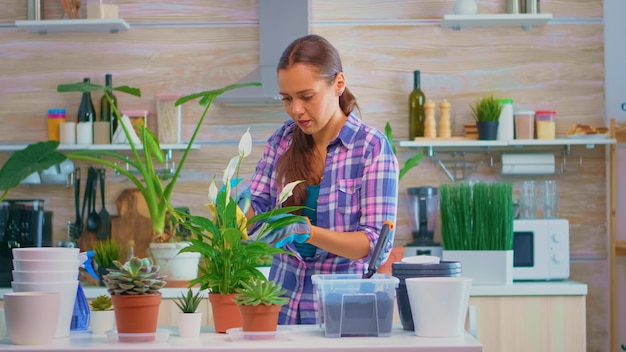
<box><xmin>404</xmin><ymin>186</ymin><xmax>443</xmax><ymax>258</ymax></box>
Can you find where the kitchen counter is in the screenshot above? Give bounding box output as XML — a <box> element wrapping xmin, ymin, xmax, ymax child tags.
<box><xmin>0</xmin><ymin>326</ymin><xmax>482</xmax><ymax>352</ymax></box>
<box><xmin>0</xmin><ymin>280</ymin><xmax>588</xmax><ymax>299</ymax></box>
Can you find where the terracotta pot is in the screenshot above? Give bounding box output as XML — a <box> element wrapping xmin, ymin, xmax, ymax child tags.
<box><xmin>238</xmin><ymin>304</ymin><xmax>281</xmax><ymax>335</ymax></box>
<box><xmin>208</xmin><ymin>293</ymin><xmax>241</xmax><ymax>333</ymax></box>
<box><xmin>111</xmin><ymin>293</ymin><xmax>162</xmax><ymax>342</ymax></box>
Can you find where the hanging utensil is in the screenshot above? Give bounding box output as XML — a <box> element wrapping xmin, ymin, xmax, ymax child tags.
<box><xmin>70</xmin><ymin>168</ymin><xmax>81</xmax><ymax>239</ymax></box>
<box><xmin>96</xmin><ymin>168</ymin><xmax>110</xmax><ymax>239</ymax></box>
<box><xmin>79</xmin><ymin>167</ymin><xmax>93</xmax><ymax>238</ymax></box>
<box><xmin>362</xmin><ymin>220</ymin><xmax>395</xmax><ymax>279</ymax></box>
<box><xmin>86</xmin><ymin>167</ymin><xmax>100</xmax><ymax>233</ymax></box>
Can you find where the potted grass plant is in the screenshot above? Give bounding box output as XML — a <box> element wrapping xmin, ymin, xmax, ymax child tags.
<box><xmin>233</xmin><ymin>278</ymin><xmax>288</xmax><ymax>335</ymax></box>
<box><xmin>174</xmin><ymin>288</ymin><xmax>204</xmax><ymax>338</ymax></box>
<box><xmin>470</xmin><ymin>95</ymin><xmax>503</xmax><ymax>140</ymax></box>
<box><xmin>439</xmin><ymin>181</ymin><xmax>514</xmax><ymax>285</ymax></box>
<box><xmin>91</xmin><ymin>238</ymin><xmax>122</xmax><ymax>286</ymax></box>
<box><xmin>89</xmin><ymin>294</ymin><xmax>115</xmax><ymax>335</ymax></box>
<box><xmin>102</xmin><ymin>256</ymin><xmax>166</xmax><ymax>342</ymax></box>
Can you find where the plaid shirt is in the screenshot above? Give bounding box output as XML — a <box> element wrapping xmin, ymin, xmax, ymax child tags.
<box><xmin>249</xmin><ymin>112</ymin><xmax>399</xmax><ymax>325</ymax></box>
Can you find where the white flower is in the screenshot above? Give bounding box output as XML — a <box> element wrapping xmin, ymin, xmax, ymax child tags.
<box><xmin>207</xmin><ymin>178</ymin><xmax>218</xmax><ymax>205</ymax></box>
<box><xmin>222</xmin><ymin>156</ymin><xmax>239</xmax><ymax>186</ymax></box>
<box><xmin>238</xmin><ymin>128</ymin><xmax>252</xmax><ymax>158</ymax></box>
<box><xmin>278</xmin><ymin>180</ymin><xmax>305</xmax><ymax>205</ymax></box>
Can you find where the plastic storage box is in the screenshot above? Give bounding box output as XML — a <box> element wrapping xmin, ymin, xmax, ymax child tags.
<box><xmin>311</xmin><ymin>273</ymin><xmax>399</xmax><ymax>338</ymax></box>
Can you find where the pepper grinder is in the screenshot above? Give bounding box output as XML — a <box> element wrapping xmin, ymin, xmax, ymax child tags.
<box><xmin>424</xmin><ymin>100</ymin><xmax>437</xmax><ymax>138</ymax></box>
<box><xmin>439</xmin><ymin>99</ymin><xmax>451</xmax><ymax>138</ymax></box>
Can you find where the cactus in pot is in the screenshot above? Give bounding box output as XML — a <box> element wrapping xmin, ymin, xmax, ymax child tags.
<box><xmin>89</xmin><ymin>295</ymin><xmax>115</xmax><ymax>335</ymax></box>
<box><xmin>233</xmin><ymin>279</ymin><xmax>288</xmax><ymax>334</ymax></box>
<box><xmin>101</xmin><ymin>257</ymin><xmax>166</xmax><ymax>341</ymax></box>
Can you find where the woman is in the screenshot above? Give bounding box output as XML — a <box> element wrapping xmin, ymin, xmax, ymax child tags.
<box><xmin>248</xmin><ymin>34</ymin><xmax>399</xmax><ymax>325</ymax></box>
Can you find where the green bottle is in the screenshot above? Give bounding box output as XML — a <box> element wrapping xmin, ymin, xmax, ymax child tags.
<box><xmin>409</xmin><ymin>70</ymin><xmax>426</xmax><ymax>139</ymax></box>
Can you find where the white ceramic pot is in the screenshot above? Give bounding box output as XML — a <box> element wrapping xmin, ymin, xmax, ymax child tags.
<box><xmin>177</xmin><ymin>312</ymin><xmax>202</xmax><ymax>338</ymax></box>
<box><xmin>4</xmin><ymin>292</ymin><xmax>60</xmax><ymax>345</ymax></box>
<box><xmin>11</xmin><ymin>280</ymin><xmax>79</xmax><ymax>338</ymax></box>
<box><xmin>149</xmin><ymin>242</ymin><xmax>201</xmax><ymax>281</ymax></box>
<box><xmin>12</xmin><ymin>259</ymin><xmax>79</xmax><ymax>271</ymax></box>
<box><xmin>12</xmin><ymin>247</ymin><xmax>79</xmax><ymax>261</ymax></box>
<box><xmin>405</xmin><ymin>277</ymin><xmax>472</xmax><ymax>337</ymax></box>
<box><xmin>453</xmin><ymin>0</ymin><xmax>478</xmax><ymax>14</ymax></box>
<box><xmin>90</xmin><ymin>310</ymin><xmax>116</xmax><ymax>335</ymax></box>
<box><xmin>12</xmin><ymin>270</ymin><xmax>79</xmax><ymax>283</ymax></box>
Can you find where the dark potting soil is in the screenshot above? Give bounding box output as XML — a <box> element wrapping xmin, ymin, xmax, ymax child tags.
<box><xmin>322</xmin><ymin>291</ymin><xmax>394</xmax><ymax>337</ymax></box>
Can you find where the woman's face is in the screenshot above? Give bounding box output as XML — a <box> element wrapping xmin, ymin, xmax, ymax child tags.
<box><xmin>277</xmin><ymin>63</ymin><xmax>345</xmax><ymax>136</ymax></box>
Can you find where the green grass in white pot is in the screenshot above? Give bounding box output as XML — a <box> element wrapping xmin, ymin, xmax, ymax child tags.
<box><xmin>440</xmin><ymin>181</ymin><xmax>513</xmax><ymax>251</ymax></box>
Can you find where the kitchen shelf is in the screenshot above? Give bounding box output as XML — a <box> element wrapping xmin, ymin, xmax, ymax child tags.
<box><xmin>0</xmin><ymin>143</ymin><xmax>198</xmax><ymax>152</ymax></box>
<box><xmin>441</xmin><ymin>13</ymin><xmax>553</xmax><ymax>30</ymax></box>
<box><xmin>14</xmin><ymin>19</ymin><xmax>130</xmax><ymax>34</ymax></box>
<box><xmin>399</xmin><ymin>137</ymin><xmax>616</xmax><ymax>149</ymax></box>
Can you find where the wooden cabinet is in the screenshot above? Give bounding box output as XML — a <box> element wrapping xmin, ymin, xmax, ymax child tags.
<box><xmin>467</xmin><ymin>295</ymin><xmax>586</xmax><ymax>352</ymax></box>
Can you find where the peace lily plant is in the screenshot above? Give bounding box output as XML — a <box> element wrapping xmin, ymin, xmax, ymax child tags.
<box><xmin>0</xmin><ymin>81</ymin><xmax>259</xmax><ymax>242</ymax></box>
<box><xmin>178</xmin><ymin>128</ymin><xmax>307</xmax><ymax>295</ymax></box>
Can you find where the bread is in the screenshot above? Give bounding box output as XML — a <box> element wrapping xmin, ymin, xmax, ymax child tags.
<box><xmin>567</xmin><ymin>124</ymin><xmax>608</xmax><ymax>136</ymax></box>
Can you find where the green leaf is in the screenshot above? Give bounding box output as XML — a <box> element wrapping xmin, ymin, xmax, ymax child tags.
<box><xmin>384</xmin><ymin>122</ymin><xmax>398</xmax><ymax>156</ymax></box>
<box><xmin>0</xmin><ymin>141</ymin><xmax>67</xmax><ymax>194</ymax></box>
<box><xmin>113</xmin><ymin>85</ymin><xmax>141</xmax><ymax>97</ymax></box>
<box><xmin>175</xmin><ymin>82</ymin><xmax>261</xmax><ymax>107</ymax></box>
<box><xmin>399</xmin><ymin>151</ymin><xmax>423</xmax><ymax>181</ymax></box>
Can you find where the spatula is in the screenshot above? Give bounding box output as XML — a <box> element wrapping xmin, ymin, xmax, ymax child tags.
<box><xmin>96</xmin><ymin>168</ymin><xmax>111</xmax><ymax>239</ymax></box>
<box><xmin>362</xmin><ymin>220</ymin><xmax>395</xmax><ymax>279</ymax></box>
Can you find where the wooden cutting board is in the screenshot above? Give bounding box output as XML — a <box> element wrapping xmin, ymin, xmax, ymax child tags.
<box><xmin>110</xmin><ymin>188</ymin><xmax>153</xmax><ymax>258</ymax></box>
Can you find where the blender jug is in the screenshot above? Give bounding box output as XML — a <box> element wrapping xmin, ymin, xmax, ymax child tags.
<box><xmin>405</xmin><ymin>186</ymin><xmax>441</xmax><ymax>257</ymax></box>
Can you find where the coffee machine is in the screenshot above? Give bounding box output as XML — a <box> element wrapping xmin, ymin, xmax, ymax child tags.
<box><xmin>404</xmin><ymin>186</ymin><xmax>443</xmax><ymax>258</ymax></box>
<box><xmin>0</xmin><ymin>199</ymin><xmax>53</xmax><ymax>287</ymax></box>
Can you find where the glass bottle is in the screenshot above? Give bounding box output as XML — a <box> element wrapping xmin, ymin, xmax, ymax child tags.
<box><xmin>409</xmin><ymin>70</ymin><xmax>426</xmax><ymax>139</ymax></box>
<box><xmin>77</xmin><ymin>78</ymin><xmax>96</xmax><ymax>123</ymax></box>
<box><xmin>100</xmin><ymin>73</ymin><xmax>118</xmax><ymax>142</ymax></box>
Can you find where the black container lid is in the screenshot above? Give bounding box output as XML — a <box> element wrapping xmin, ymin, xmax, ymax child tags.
<box><xmin>407</xmin><ymin>186</ymin><xmax>438</xmax><ymax>196</ymax></box>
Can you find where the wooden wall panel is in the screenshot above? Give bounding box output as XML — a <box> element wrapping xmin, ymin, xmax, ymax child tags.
<box><xmin>0</xmin><ymin>0</ymin><xmax>610</xmax><ymax>348</ymax></box>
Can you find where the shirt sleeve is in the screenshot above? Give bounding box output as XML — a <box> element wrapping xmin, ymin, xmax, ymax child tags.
<box><xmin>357</xmin><ymin>131</ymin><xmax>399</xmax><ymax>265</ymax></box>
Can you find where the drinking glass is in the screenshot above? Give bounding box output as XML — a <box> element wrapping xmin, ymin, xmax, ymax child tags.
<box><xmin>519</xmin><ymin>180</ymin><xmax>535</xmax><ymax>219</ymax></box>
<box><xmin>542</xmin><ymin>180</ymin><xmax>559</xmax><ymax>218</ymax></box>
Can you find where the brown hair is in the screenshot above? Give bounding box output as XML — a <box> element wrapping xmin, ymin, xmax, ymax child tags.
<box><xmin>275</xmin><ymin>34</ymin><xmax>359</xmax><ymax>209</ymax></box>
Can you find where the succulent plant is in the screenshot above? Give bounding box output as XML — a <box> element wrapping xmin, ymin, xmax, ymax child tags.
<box><xmin>174</xmin><ymin>288</ymin><xmax>203</xmax><ymax>313</ymax></box>
<box><xmin>233</xmin><ymin>279</ymin><xmax>289</xmax><ymax>306</ymax></box>
<box><xmin>90</xmin><ymin>295</ymin><xmax>113</xmax><ymax>311</ymax></box>
<box><xmin>102</xmin><ymin>256</ymin><xmax>167</xmax><ymax>295</ymax></box>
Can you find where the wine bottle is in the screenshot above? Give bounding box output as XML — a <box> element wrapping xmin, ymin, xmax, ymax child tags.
<box><xmin>77</xmin><ymin>77</ymin><xmax>96</xmax><ymax>123</ymax></box>
<box><xmin>100</xmin><ymin>73</ymin><xmax>118</xmax><ymax>142</ymax></box>
<box><xmin>408</xmin><ymin>70</ymin><xmax>426</xmax><ymax>139</ymax></box>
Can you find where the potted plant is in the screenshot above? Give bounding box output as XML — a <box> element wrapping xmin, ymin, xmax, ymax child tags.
<box><xmin>439</xmin><ymin>181</ymin><xmax>514</xmax><ymax>285</ymax></box>
<box><xmin>102</xmin><ymin>256</ymin><xmax>166</xmax><ymax>342</ymax></box>
<box><xmin>89</xmin><ymin>294</ymin><xmax>115</xmax><ymax>335</ymax></box>
<box><xmin>91</xmin><ymin>238</ymin><xmax>122</xmax><ymax>286</ymax></box>
<box><xmin>177</xmin><ymin>129</ymin><xmax>307</xmax><ymax>333</ymax></box>
<box><xmin>470</xmin><ymin>95</ymin><xmax>503</xmax><ymax>140</ymax></box>
<box><xmin>174</xmin><ymin>288</ymin><xmax>204</xmax><ymax>338</ymax></box>
<box><xmin>150</xmin><ymin>207</ymin><xmax>201</xmax><ymax>286</ymax></box>
<box><xmin>233</xmin><ymin>278</ymin><xmax>288</xmax><ymax>335</ymax></box>
<box><xmin>0</xmin><ymin>81</ymin><xmax>258</xmax><ymax>277</ymax></box>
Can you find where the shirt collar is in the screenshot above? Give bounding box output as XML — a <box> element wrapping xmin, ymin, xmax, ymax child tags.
<box><xmin>333</xmin><ymin>111</ymin><xmax>361</xmax><ymax>149</ymax></box>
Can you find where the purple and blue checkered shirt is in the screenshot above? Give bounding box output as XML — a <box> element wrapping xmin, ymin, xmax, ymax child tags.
<box><xmin>249</xmin><ymin>112</ymin><xmax>399</xmax><ymax>325</ymax></box>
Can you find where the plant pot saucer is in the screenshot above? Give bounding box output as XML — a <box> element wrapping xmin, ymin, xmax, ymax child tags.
<box><xmin>106</xmin><ymin>328</ymin><xmax>171</xmax><ymax>343</ymax></box>
<box><xmin>226</xmin><ymin>326</ymin><xmax>292</xmax><ymax>341</ymax></box>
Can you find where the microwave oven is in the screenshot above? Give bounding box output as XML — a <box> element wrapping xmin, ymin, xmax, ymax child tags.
<box><xmin>512</xmin><ymin>218</ymin><xmax>570</xmax><ymax>281</ymax></box>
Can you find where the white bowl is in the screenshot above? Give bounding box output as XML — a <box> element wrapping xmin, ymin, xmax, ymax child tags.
<box><xmin>13</xmin><ymin>259</ymin><xmax>80</xmax><ymax>272</ymax></box>
<box><xmin>12</xmin><ymin>248</ymin><xmax>79</xmax><ymax>261</ymax></box>
<box><xmin>12</xmin><ymin>270</ymin><xmax>78</xmax><ymax>283</ymax></box>
<box><xmin>401</xmin><ymin>255</ymin><xmax>441</xmax><ymax>265</ymax></box>
<box><xmin>11</xmin><ymin>281</ymin><xmax>79</xmax><ymax>339</ymax></box>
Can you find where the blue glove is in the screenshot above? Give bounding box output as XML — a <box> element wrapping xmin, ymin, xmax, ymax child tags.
<box><xmin>220</xmin><ymin>178</ymin><xmax>251</xmax><ymax>212</ymax></box>
<box><xmin>261</xmin><ymin>214</ymin><xmax>313</xmax><ymax>248</ymax></box>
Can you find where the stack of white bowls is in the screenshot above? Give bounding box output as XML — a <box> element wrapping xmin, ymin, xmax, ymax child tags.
<box><xmin>11</xmin><ymin>248</ymin><xmax>81</xmax><ymax>338</ymax></box>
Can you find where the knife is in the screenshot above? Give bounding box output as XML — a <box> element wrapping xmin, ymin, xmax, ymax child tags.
<box><xmin>362</xmin><ymin>220</ymin><xmax>395</xmax><ymax>279</ymax></box>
